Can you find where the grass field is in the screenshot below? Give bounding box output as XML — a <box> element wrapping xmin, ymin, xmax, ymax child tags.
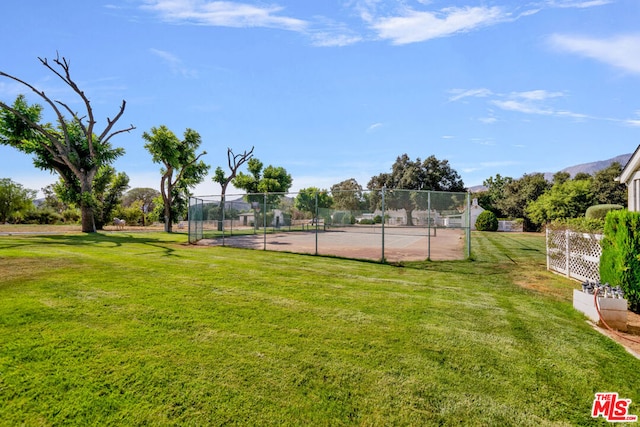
<box><xmin>1</xmin><ymin>231</ymin><xmax>639</xmax><ymax>425</ymax></box>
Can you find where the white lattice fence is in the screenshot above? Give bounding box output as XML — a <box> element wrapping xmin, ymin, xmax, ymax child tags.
<box><xmin>546</xmin><ymin>229</ymin><xmax>602</xmax><ymax>282</ymax></box>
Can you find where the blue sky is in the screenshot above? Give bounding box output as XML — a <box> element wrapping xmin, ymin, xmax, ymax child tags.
<box><xmin>1</xmin><ymin>0</ymin><xmax>639</xmax><ymax>197</ymax></box>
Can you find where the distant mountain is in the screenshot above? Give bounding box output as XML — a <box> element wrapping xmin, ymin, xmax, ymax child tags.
<box><xmin>468</xmin><ymin>153</ymin><xmax>632</xmax><ymax>193</ymax></box>
<box><xmin>541</xmin><ymin>153</ymin><xmax>632</xmax><ymax>182</ymax></box>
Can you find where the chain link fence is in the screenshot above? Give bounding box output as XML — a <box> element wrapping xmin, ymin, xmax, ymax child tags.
<box><xmin>189</xmin><ymin>189</ymin><xmax>471</xmax><ymax>262</ymax></box>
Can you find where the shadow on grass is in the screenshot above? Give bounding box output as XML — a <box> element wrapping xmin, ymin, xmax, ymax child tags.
<box><xmin>0</xmin><ymin>232</ymin><xmax>184</xmax><ymax>257</ymax></box>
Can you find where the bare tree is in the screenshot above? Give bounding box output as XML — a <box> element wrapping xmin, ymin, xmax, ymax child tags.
<box><xmin>0</xmin><ymin>54</ymin><xmax>135</xmax><ymax>232</ymax></box>
<box><xmin>212</xmin><ymin>147</ymin><xmax>254</xmax><ymax>230</ymax></box>
<box><xmin>213</xmin><ymin>147</ymin><xmax>255</xmax><ymax>199</ymax></box>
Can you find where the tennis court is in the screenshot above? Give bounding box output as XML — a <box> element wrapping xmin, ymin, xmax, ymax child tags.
<box><xmin>190</xmin><ymin>189</ymin><xmax>470</xmax><ymax>262</ymax></box>
<box><xmin>198</xmin><ymin>226</ymin><xmax>466</xmax><ymax>262</ymax></box>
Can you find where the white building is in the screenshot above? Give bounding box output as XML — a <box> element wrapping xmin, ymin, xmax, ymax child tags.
<box><xmin>617</xmin><ymin>145</ymin><xmax>640</xmax><ymax>211</ymax></box>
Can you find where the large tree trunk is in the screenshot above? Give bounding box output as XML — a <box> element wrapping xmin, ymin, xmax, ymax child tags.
<box><xmin>163</xmin><ymin>186</ymin><xmax>173</xmax><ymax>233</ymax></box>
<box><xmin>405</xmin><ymin>208</ymin><xmax>414</xmax><ymax>226</ymax></box>
<box><xmin>79</xmin><ymin>175</ymin><xmax>96</xmax><ymax>233</ymax></box>
<box><xmin>161</xmin><ymin>173</ymin><xmax>173</xmax><ymax>233</ymax></box>
<box><xmin>164</xmin><ymin>200</ymin><xmax>172</xmax><ymax>233</ymax></box>
<box><xmin>80</xmin><ymin>202</ymin><xmax>96</xmax><ymax>232</ymax></box>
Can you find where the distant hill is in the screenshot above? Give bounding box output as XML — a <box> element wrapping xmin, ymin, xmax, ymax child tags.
<box><xmin>541</xmin><ymin>153</ymin><xmax>632</xmax><ymax>182</ymax></box>
<box><xmin>468</xmin><ymin>153</ymin><xmax>632</xmax><ymax>193</ymax></box>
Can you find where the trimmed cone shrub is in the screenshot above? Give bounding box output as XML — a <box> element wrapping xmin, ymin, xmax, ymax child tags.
<box><xmin>600</xmin><ymin>210</ymin><xmax>640</xmax><ymax>312</ymax></box>
<box><xmin>475</xmin><ymin>210</ymin><xmax>498</xmax><ymax>231</ymax></box>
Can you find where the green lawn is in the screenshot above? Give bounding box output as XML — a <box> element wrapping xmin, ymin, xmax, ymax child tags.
<box><xmin>0</xmin><ymin>231</ymin><xmax>638</xmax><ymax>426</ymax></box>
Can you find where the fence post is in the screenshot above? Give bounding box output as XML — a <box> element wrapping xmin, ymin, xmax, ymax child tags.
<box><xmin>427</xmin><ymin>192</ymin><xmax>431</xmax><ymax>260</ymax></box>
<box><xmin>315</xmin><ymin>192</ymin><xmax>319</xmax><ymax>256</ymax></box>
<box><xmin>263</xmin><ymin>193</ymin><xmax>267</xmax><ymax>250</ymax></box>
<box><xmin>565</xmin><ymin>229</ymin><xmax>570</xmax><ymax>278</ymax></box>
<box><xmin>466</xmin><ymin>192</ymin><xmax>471</xmax><ymax>258</ymax></box>
<box><xmin>546</xmin><ymin>228</ymin><xmax>550</xmax><ymax>271</ymax></box>
<box><xmin>381</xmin><ymin>186</ymin><xmax>386</xmax><ymax>263</ymax></box>
<box><xmin>221</xmin><ymin>195</ymin><xmax>226</xmax><ymax>246</ymax></box>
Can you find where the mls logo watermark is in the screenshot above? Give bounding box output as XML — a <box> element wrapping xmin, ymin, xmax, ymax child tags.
<box><xmin>592</xmin><ymin>393</ymin><xmax>638</xmax><ymax>422</ymax></box>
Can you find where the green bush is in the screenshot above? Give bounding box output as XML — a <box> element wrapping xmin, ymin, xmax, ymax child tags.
<box><xmin>600</xmin><ymin>210</ymin><xmax>640</xmax><ymax>313</ymax></box>
<box><xmin>21</xmin><ymin>209</ymin><xmax>63</xmax><ymax>225</ymax></box>
<box><xmin>342</xmin><ymin>213</ymin><xmax>355</xmax><ymax>225</ymax></box>
<box><xmin>547</xmin><ymin>217</ymin><xmax>604</xmax><ymax>234</ymax></box>
<box><xmin>359</xmin><ymin>219</ymin><xmax>375</xmax><ymax>225</ymax></box>
<box><xmin>585</xmin><ymin>204</ymin><xmax>623</xmax><ymax>220</ymax></box>
<box><xmin>61</xmin><ymin>208</ymin><xmax>81</xmax><ymax>223</ymax></box>
<box><xmin>332</xmin><ymin>211</ymin><xmax>346</xmax><ymax>224</ymax></box>
<box><xmin>475</xmin><ymin>210</ymin><xmax>498</xmax><ymax>231</ymax></box>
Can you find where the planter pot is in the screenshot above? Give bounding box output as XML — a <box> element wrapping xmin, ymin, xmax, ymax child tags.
<box><xmin>573</xmin><ymin>289</ymin><xmax>628</xmax><ymax>331</ymax></box>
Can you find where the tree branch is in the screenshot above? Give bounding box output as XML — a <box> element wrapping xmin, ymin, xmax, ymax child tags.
<box><xmin>171</xmin><ymin>151</ymin><xmax>207</xmax><ymax>188</ymax></box>
<box><xmin>0</xmin><ymin>70</ymin><xmax>73</xmax><ymax>151</ymax></box>
<box><xmin>41</xmin><ymin>54</ymin><xmax>97</xmax><ymax>157</ymax></box>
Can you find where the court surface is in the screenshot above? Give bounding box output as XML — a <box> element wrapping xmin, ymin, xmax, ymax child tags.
<box><xmin>198</xmin><ymin>227</ymin><xmax>466</xmax><ymax>262</ymax></box>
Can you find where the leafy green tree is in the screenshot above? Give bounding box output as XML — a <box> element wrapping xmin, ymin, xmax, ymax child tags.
<box><xmin>92</xmin><ymin>166</ymin><xmax>130</xmax><ymax>229</ymax></box>
<box><xmin>573</xmin><ymin>172</ymin><xmax>592</xmax><ymax>181</ymax></box>
<box><xmin>331</xmin><ymin>178</ymin><xmax>365</xmax><ymax>211</ymax></box>
<box><xmin>552</xmin><ymin>171</ymin><xmax>571</xmax><ymax>185</ymax></box>
<box><xmin>295</xmin><ymin>187</ymin><xmax>333</xmax><ymax>217</ymax></box>
<box><xmin>41</xmin><ymin>183</ymin><xmax>69</xmax><ymax>214</ymax></box>
<box><xmin>233</xmin><ymin>158</ymin><xmax>293</xmax><ymax>205</ymax></box>
<box><xmin>367</xmin><ymin>154</ymin><xmax>465</xmax><ymax>226</ymax></box>
<box><xmin>143</xmin><ymin>125</ymin><xmax>210</xmax><ymax>232</ymax></box>
<box><xmin>495</xmin><ymin>173</ymin><xmax>550</xmax><ymax>229</ymax></box>
<box><xmin>0</xmin><ymin>55</ymin><xmax>134</xmax><ymax>232</ymax></box>
<box><xmin>122</xmin><ymin>188</ymin><xmax>161</xmax><ymax>226</ymax></box>
<box><xmin>526</xmin><ymin>178</ymin><xmax>594</xmax><ymax>227</ymax></box>
<box><xmin>478</xmin><ymin>174</ymin><xmax>514</xmax><ymax>217</ymax></box>
<box><xmin>0</xmin><ymin>178</ymin><xmax>36</xmax><ymax>223</ymax></box>
<box><xmin>592</xmin><ymin>162</ymin><xmax>626</xmax><ymax>205</ymax></box>
<box><xmin>51</xmin><ymin>165</ymin><xmax>129</xmax><ymax>230</ymax></box>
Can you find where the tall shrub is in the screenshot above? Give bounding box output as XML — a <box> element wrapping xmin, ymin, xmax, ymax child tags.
<box><xmin>600</xmin><ymin>210</ymin><xmax>640</xmax><ymax>312</ymax></box>
<box><xmin>585</xmin><ymin>204</ymin><xmax>623</xmax><ymax>220</ymax></box>
<box><xmin>475</xmin><ymin>210</ymin><xmax>498</xmax><ymax>231</ymax></box>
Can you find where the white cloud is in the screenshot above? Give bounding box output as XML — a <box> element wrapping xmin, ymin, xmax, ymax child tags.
<box><xmin>141</xmin><ymin>0</ymin><xmax>308</xmax><ymax>32</ymax></box>
<box><xmin>546</xmin><ymin>0</ymin><xmax>613</xmax><ymax>8</ymax></box>
<box><xmin>516</xmin><ymin>89</ymin><xmax>564</xmax><ymax>101</ymax></box>
<box><xmin>549</xmin><ymin>33</ymin><xmax>640</xmax><ymax>75</ymax></box>
<box><xmin>448</xmin><ymin>88</ymin><xmax>493</xmax><ymax>102</ymax></box>
<box><xmin>367</xmin><ymin>122</ymin><xmax>383</xmax><ymax>132</ymax></box>
<box><xmin>625</xmin><ymin>111</ymin><xmax>640</xmax><ymax>127</ymax></box>
<box><xmin>371</xmin><ymin>6</ymin><xmax>508</xmax><ymax>45</ymax></box>
<box><xmin>311</xmin><ymin>32</ymin><xmax>362</xmax><ymax>47</ymax></box>
<box><xmin>149</xmin><ymin>48</ymin><xmax>198</xmax><ymax>78</ymax></box>
<box><xmin>451</xmin><ymin>87</ymin><xmax>610</xmax><ymax>123</ymax></box>
<box><xmin>490</xmin><ymin>90</ymin><xmax>578</xmax><ymax>117</ymax></box>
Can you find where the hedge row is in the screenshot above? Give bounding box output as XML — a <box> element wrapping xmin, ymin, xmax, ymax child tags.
<box><xmin>600</xmin><ymin>210</ymin><xmax>640</xmax><ymax>313</ymax></box>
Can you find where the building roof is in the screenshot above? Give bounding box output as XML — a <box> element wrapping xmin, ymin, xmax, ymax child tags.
<box><xmin>618</xmin><ymin>144</ymin><xmax>640</xmax><ymax>184</ymax></box>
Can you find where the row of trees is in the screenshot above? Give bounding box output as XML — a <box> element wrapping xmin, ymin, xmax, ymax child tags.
<box><xmin>0</xmin><ymin>55</ymin><xmax>629</xmax><ymax>233</ymax></box>
<box><xmin>475</xmin><ymin>164</ymin><xmax>627</xmax><ymax>230</ymax></box>
<box><xmin>288</xmin><ymin>154</ymin><xmax>466</xmax><ymax>224</ymax></box>
<box><xmin>0</xmin><ymin>176</ymin><xmax>163</xmax><ymax>227</ymax></box>
<box><xmin>0</xmin><ymin>55</ymin><xmax>293</xmax><ymax>232</ymax></box>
